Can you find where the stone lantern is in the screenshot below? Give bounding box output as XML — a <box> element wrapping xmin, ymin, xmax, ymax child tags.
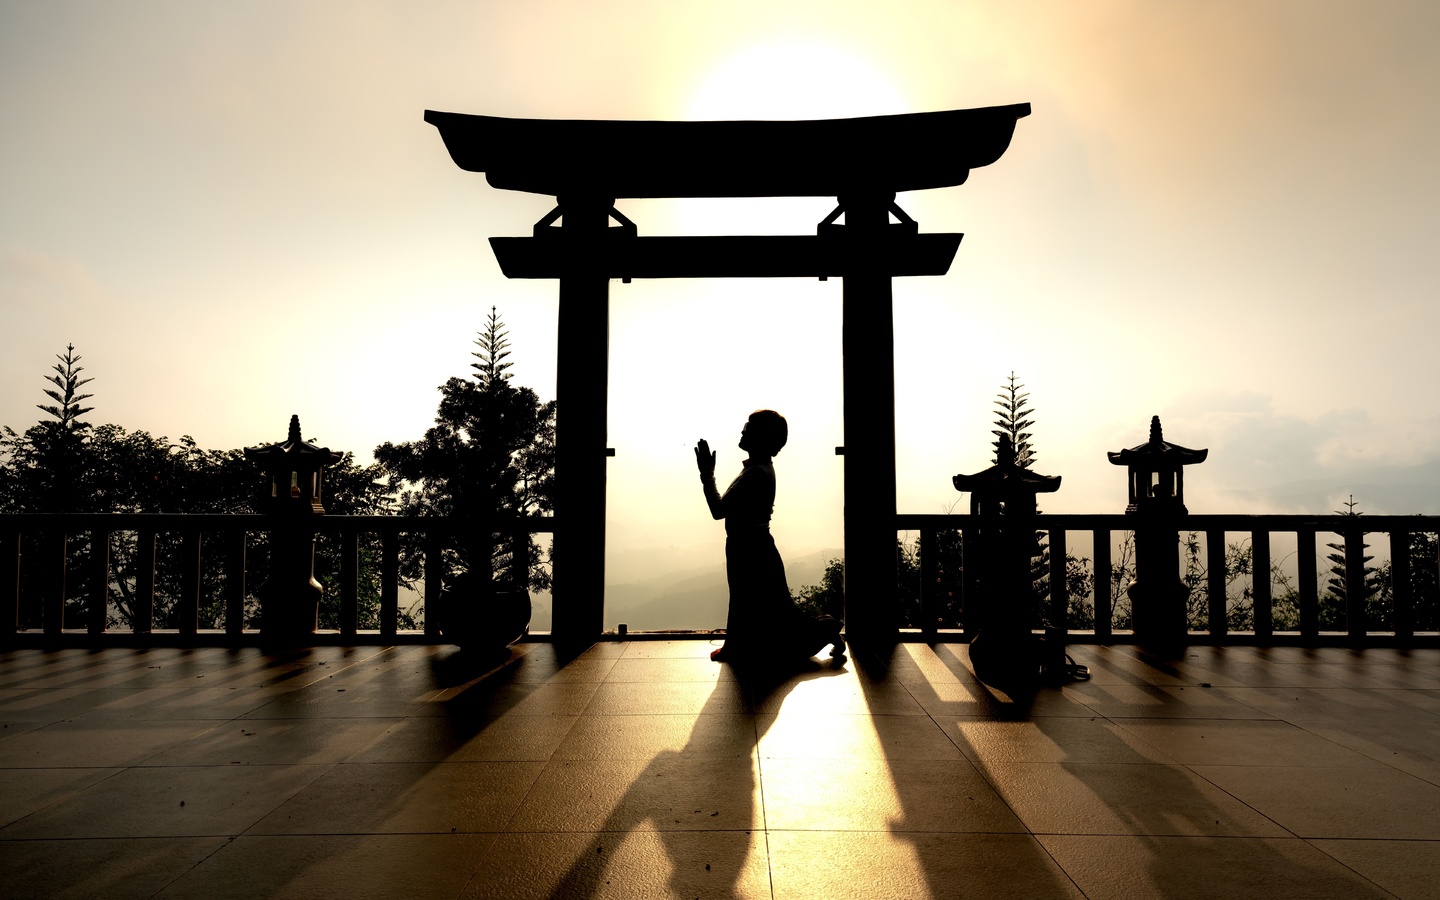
<box><xmin>1107</xmin><ymin>415</ymin><xmax>1207</xmax><ymax>656</ymax></box>
<box><xmin>952</xmin><ymin>435</ymin><xmax>1061</xmax><ymax>687</ymax></box>
<box><xmin>245</xmin><ymin>415</ymin><xmax>342</xmax><ymax>641</ymax></box>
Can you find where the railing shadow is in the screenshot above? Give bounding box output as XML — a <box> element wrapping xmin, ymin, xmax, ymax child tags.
<box><xmin>855</xmin><ymin>641</ymin><xmax>1389</xmax><ymax>897</ymax></box>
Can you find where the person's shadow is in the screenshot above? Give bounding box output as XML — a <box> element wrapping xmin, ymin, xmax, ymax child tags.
<box><xmin>549</xmin><ymin>656</ymin><xmax>845</xmax><ymax>897</ymax></box>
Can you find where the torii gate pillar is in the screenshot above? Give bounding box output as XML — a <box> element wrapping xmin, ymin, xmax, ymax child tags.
<box><xmin>840</xmin><ymin>194</ymin><xmax>901</xmax><ymax>644</ymax></box>
<box><xmin>552</xmin><ymin>197</ymin><xmax>612</xmax><ymax>644</ymax></box>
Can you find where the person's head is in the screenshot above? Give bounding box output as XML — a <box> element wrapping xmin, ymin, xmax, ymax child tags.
<box><xmin>740</xmin><ymin>409</ymin><xmax>788</xmax><ymax>457</ymax></box>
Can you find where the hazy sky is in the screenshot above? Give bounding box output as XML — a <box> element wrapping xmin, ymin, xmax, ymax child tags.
<box><xmin>4</xmin><ymin>1</ymin><xmax>1439</xmax><ymax>591</ymax></box>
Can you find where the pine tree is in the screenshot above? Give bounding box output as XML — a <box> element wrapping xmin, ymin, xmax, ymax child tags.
<box><xmin>989</xmin><ymin>372</ymin><xmax>1054</xmax><ymax>624</ymax></box>
<box><xmin>375</xmin><ymin>308</ymin><xmax>555</xmax><ymax>592</ymax></box>
<box><xmin>16</xmin><ymin>343</ymin><xmax>96</xmax><ymax>513</ymax></box>
<box><xmin>992</xmin><ymin>371</ymin><xmax>1035</xmax><ymax>469</ymax></box>
<box><xmin>1323</xmin><ymin>495</ymin><xmax>1382</xmax><ymax>624</ymax></box>
<box><xmin>471</xmin><ymin>306</ymin><xmax>514</xmax><ymax>388</ymax></box>
<box><xmin>38</xmin><ymin>343</ymin><xmax>95</xmax><ymax>434</ymax></box>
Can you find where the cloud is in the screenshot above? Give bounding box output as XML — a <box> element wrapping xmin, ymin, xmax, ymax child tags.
<box><xmin>1160</xmin><ymin>389</ymin><xmax>1440</xmax><ymax>513</ymax></box>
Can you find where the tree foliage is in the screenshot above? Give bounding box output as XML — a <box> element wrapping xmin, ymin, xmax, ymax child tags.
<box><xmin>373</xmin><ymin>308</ymin><xmax>555</xmax><ymax>593</ymax></box>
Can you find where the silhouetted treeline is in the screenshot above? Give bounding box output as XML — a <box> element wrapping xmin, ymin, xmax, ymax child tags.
<box><xmin>1</xmin><ymin>314</ymin><xmax>554</xmax><ymax>632</ymax></box>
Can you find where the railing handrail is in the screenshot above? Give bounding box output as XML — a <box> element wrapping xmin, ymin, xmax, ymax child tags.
<box><xmin>897</xmin><ymin>512</ymin><xmax>1440</xmax><ymax>531</ymax></box>
<box><xmin>0</xmin><ymin>512</ymin><xmax>557</xmax><ymax>534</ymax></box>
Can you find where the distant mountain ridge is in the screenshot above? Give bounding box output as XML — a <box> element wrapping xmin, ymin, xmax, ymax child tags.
<box><xmin>603</xmin><ymin>547</ymin><xmax>840</xmax><ymax>632</ymax></box>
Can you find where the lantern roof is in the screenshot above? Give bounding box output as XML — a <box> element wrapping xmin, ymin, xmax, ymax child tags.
<box><xmin>244</xmin><ymin>415</ymin><xmax>343</xmax><ymax>467</ymax></box>
<box><xmin>1107</xmin><ymin>416</ymin><xmax>1208</xmax><ymax>469</ymax></box>
<box><xmin>952</xmin><ymin>435</ymin><xmax>1062</xmax><ymax>497</ymax></box>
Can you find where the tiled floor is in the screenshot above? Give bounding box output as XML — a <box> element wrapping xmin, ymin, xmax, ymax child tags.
<box><xmin>2</xmin><ymin>640</ymin><xmax>1439</xmax><ymax>898</ymax></box>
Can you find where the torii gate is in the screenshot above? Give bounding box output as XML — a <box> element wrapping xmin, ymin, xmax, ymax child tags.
<box><xmin>424</xmin><ymin>105</ymin><xmax>1030</xmax><ymax>647</ymax></box>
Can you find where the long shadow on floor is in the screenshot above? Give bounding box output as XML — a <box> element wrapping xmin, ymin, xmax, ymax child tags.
<box><xmin>542</xmin><ymin>656</ymin><xmax>845</xmax><ymax>898</ymax></box>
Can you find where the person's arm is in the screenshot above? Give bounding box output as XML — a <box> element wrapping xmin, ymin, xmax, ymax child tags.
<box><xmin>695</xmin><ymin>439</ymin><xmax>725</xmax><ymax>520</ymax></box>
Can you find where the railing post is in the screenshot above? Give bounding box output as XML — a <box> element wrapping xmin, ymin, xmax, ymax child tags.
<box><xmin>1093</xmin><ymin>529</ymin><xmax>1112</xmax><ymax>640</ymax></box>
<box><xmin>1048</xmin><ymin>528</ymin><xmax>1067</xmax><ymax>634</ymax></box>
<box><xmin>45</xmin><ymin>529</ymin><xmax>68</xmax><ymax>636</ymax></box>
<box><xmin>1206</xmin><ymin>530</ymin><xmax>1226</xmax><ymax>637</ymax></box>
<box><xmin>1390</xmin><ymin>530</ymin><xmax>1412</xmax><ymax>643</ymax></box>
<box><xmin>919</xmin><ymin>527</ymin><xmax>938</xmax><ymax>643</ymax></box>
<box><xmin>89</xmin><ymin>529</ymin><xmax>110</xmax><ymax>636</ymax></box>
<box><xmin>178</xmin><ymin>529</ymin><xmax>202</xmax><ymax>637</ymax></box>
<box><xmin>1344</xmin><ymin>525</ymin><xmax>1367</xmax><ymax>640</ymax></box>
<box><xmin>1</xmin><ymin>528</ymin><xmax>18</xmax><ymax>646</ymax></box>
<box><xmin>424</xmin><ymin>530</ymin><xmax>443</xmax><ymax>638</ymax></box>
<box><xmin>960</xmin><ymin>526</ymin><xmax>977</xmax><ymax>640</ymax></box>
<box><xmin>133</xmin><ymin>528</ymin><xmax>156</xmax><ymax>634</ymax></box>
<box><xmin>1297</xmin><ymin>527</ymin><xmax>1318</xmax><ymax>643</ymax></box>
<box><xmin>380</xmin><ymin>529</ymin><xmax>399</xmax><ymax>637</ymax></box>
<box><xmin>225</xmin><ymin>530</ymin><xmax>246</xmax><ymax>638</ymax></box>
<box><xmin>340</xmin><ymin>530</ymin><xmax>359</xmax><ymax>636</ymax></box>
<box><xmin>1252</xmin><ymin>530</ymin><xmax>1272</xmax><ymax>638</ymax></box>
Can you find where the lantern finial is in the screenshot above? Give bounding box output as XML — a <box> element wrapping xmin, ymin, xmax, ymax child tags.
<box><xmin>287</xmin><ymin>414</ymin><xmax>302</xmax><ymax>444</ymax></box>
<box><xmin>1149</xmin><ymin>415</ymin><xmax>1163</xmax><ymax>445</ymax></box>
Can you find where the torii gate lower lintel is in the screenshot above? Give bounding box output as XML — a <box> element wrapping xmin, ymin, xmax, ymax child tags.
<box><xmin>425</xmin><ymin>105</ymin><xmax>1032</xmax><ymax>647</ymax></box>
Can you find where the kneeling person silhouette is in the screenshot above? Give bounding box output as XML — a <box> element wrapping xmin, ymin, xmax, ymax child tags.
<box><xmin>696</xmin><ymin>409</ymin><xmax>845</xmax><ymax>666</ymax></box>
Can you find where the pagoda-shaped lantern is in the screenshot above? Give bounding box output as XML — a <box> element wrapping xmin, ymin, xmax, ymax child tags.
<box><xmin>952</xmin><ymin>435</ymin><xmax>1061</xmax><ymax>687</ymax></box>
<box><xmin>1107</xmin><ymin>415</ymin><xmax>1207</xmax><ymax>656</ymax></box>
<box><xmin>245</xmin><ymin>415</ymin><xmax>343</xmax><ymax>640</ymax></box>
<box><xmin>1108</xmin><ymin>415</ymin><xmax>1208</xmax><ymax>515</ymax></box>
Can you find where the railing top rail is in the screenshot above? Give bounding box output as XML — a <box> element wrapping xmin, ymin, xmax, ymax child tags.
<box><xmin>0</xmin><ymin>512</ymin><xmax>558</xmax><ymax>534</ymax></box>
<box><xmin>895</xmin><ymin>512</ymin><xmax>1440</xmax><ymax>531</ymax></box>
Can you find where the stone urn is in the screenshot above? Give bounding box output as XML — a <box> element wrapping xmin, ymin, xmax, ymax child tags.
<box><xmin>439</xmin><ymin>570</ymin><xmax>531</xmax><ymax>649</ymax></box>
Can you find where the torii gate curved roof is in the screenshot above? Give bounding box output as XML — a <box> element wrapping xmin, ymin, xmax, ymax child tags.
<box><xmin>423</xmin><ymin>104</ymin><xmax>1031</xmax><ymax>198</ymax></box>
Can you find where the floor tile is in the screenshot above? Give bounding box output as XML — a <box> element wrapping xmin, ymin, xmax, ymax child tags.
<box><xmin>250</xmin><ymin>760</ymin><xmax>545</xmax><ymax>834</ymax></box>
<box><xmin>755</xmin><ymin>675</ymin><xmax>923</xmax><ymax>716</ymax></box>
<box><xmin>1066</xmin><ymin>681</ymin><xmax>1277</xmax><ymax>719</ymax></box>
<box><xmin>350</xmin><ymin>714</ymin><xmax>578</xmax><ymax>763</ymax></box>
<box><xmin>604</xmin><ymin>656</ymin><xmax>736</xmax><ymax>683</ymax></box>
<box><xmin>876</xmin><ymin>643</ymin><xmax>978</xmax><ymax>686</ymax></box>
<box><xmin>619</xmin><ymin>640</ymin><xmax>722</xmax><ymax>660</ymax></box>
<box><xmin>758</xmin><ymin>712</ymin><xmax>962</xmax><ymax>760</ymax></box>
<box><xmin>143</xmin><ymin>717</ymin><xmax>402</xmax><ymax>766</ymax></box>
<box><xmin>0</xmin><ymin>766</ymin><xmax>123</xmax><ymax>827</ymax></box>
<box><xmin>941</xmin><ymin>715</ymin><xmax>1174</xmax><ymax>765</ymax></box>
<box><xmin>1308</xmin><ymin>838</ymin><xmax>1440</xmax><ymax>899</ymax></box>
<box><xmin>982</xmin><ymin>761</ymin><xmax>1290</xmax><ymax>836</ymax></box>
<box><xmin>0</xmin><ymin>836</ymin><xmax>228</xmax><ymax>900</ymax></box>
<box><xmin>906</xmin><ymin>679</ymin><xmax>1098</xmax><ymax>720</ymax></box>
<box><xmin>1113</xmin><ymin>718</ymin><xmax>1384</xmax><ymax>768</ymax></box>
<box><xmin>1192</xmin><ymin>764</ymin><xmax>1440</xmax><ymax>839</ymax></box>
<box><xmin>0</xmin><ymin>718</ymin><xmax>227</xmax><ymax>768</ymax></box>
<box><xmin>555</xmin><ymin>713</ymin><xmax>756</xmax><ymax>759</ymax></box>
<box><xmin>769</xmin><ymin>831</ymin><xmax>1083</xmax><ymax>900</ymax></box>
<box><xmin>506</xmin><ymin>651</ymin><xmax>619</xmax><ymax>684</ymax></box>
<box><xmin>154</xmin><ymin>833</ymin><xmax>494</xmax><ymax>900</ymax></box>
<box><xmin>461</xmin><ymin>829</ymin><xmax>770</xmax><ymax>899</ymax></box>
<box><xmin>0</xmin><ymin>764</ymin><xmax>331</xmax><ymax>838</ymax></box>
<box><xmin>759</xmin><ymin>756</ymin><xmax>1025</xmax><ymax>833</ymax></box>
<box><xmin>508</xmin><ymin>754</ymin><xmax>763</xmax><ymax>832</ymax></box>
<box><xmin>585</xmin><ymin>679</ymin><xmax>749</xmax><ymax>716</ymax></box>
<box><xmin>1038</xmin><ymin>834</ymin><xmax>1392</xmax><ymax>899</ymax></box>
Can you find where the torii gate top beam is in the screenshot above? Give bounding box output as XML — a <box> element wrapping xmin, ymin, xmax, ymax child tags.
<box><xmin>423</xmin><ymin>105</ymin><xmax>1031</xmax><ymax>199</ymax></box>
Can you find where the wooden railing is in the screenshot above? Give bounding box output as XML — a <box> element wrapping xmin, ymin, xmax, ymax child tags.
<box><xmin>897</xmin><ymin>513</ymin><xmax>1440</xmax><ymax>647</ymax></box>
<box><xmin>0</xmin><ymin>513</ymin><xmax>554</xmax><ymax>646</ymax></box>
<box><xmin>5</xmin><ymin>511</ymin><xmax>1435</xmax><ymax>648</ymax></box>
